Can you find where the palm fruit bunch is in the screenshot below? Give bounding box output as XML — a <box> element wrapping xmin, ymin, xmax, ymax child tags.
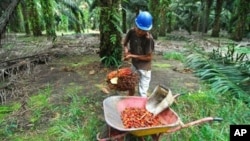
<box><xmin>106</xmin><ymin>67</ymin><xmax>139</xmax><ymax>91</ymax></box>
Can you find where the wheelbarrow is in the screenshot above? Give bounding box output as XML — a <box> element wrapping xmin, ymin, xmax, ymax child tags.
<box><xmin>97</xmin><ymin>94</ymin><xmax>222</xmax><ymax>141</ymax></box>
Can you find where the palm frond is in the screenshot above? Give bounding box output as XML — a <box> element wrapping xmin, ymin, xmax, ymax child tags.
<box><xmin>186</xmin><ymin>52</ymin><xmax>249</xmax><ymax>101</ymax></box>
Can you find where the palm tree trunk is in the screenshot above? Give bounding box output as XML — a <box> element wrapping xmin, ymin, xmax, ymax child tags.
<box><xmin>26</xmin><ymin>0</ymin><xmax>42</xmax><ymax>36</ymax></box>
<box><xmin>122</xmin><ymin>8</ymin><xmax>127</xmax><ymax>33</ymax></box>
<box><xmin>9</xmin><ymin>4</ymin><xmax>24</xmax><ymax>32</ymax></box>
<box><xmin>0</xmin><ymin>0</ymin><xmax>21</xmax><ymax>46</ymax></box>
<box><xmin>20</xmin><ymin>0</ymin><xmax>31</xmax><ymax>35</ymax></box>
<box><xmin>72</xmin><ymin>9</ymin><xmax>82</xmax><ymax>33</ymax></box>
<box><xmin>159</xmin><ymin>15</ymin><xmax>167</xmax><ymax>36</ymax></box>
<box><xmin>211</xmin><ymin>0</ymin><xmax>223</xmax><ymax>37</ymax></box>
<box><xmin>149</xmin><ymin>0</ymin><xmax>160</xmax><ymax>39</ymax></box>
<box><xmin>159</xmin><ymin>0</ymin><xmax>171</xmax><ymax>36</ymax></box>
<box><xmin>231</xmin><ymin>0</ymin><xmax>249</xmax><ymax>41</ymax></box>
<box><xmin>202</xmin><ymin>0</ymin><xmax>213</xmax><ymax>34</ymax></box>
<box><xmin>99</xmin><ymin>0</ymin><xmax>122</xmax><ymax>67</ymax></box>
<box><xmin>40</xmin><ymin>0</ymin><xmax>56</xmax><ymax>37</ymax></box>
<box><xmin>0</xmin><ymin>0</ymin><xmax>21</xmax><ymax>35</ymax></box>
<box><xmin>166</xmin><ymin>12</ymin><xmax>172</xmax><ymax>33</ymax></box>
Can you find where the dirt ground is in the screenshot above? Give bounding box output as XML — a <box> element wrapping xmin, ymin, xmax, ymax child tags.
<box><xmin>0</xmin><ymin>32</ymin><xmax>202</xmax><ymax>137</ymax></box>
<box><xmin>22</xmin><ymin>33</ymin><xmax>200</xmax><ymax>97</ymax></box>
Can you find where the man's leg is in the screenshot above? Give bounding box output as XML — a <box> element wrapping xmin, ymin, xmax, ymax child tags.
<box><xmin>138</xmin><ymin>70</ymin><xmax>151</xmax><ymax>97</ymax></box>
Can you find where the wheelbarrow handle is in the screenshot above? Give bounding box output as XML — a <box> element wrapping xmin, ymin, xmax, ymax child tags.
<box><xmin>165</xmin><ymin>117</ymin><xmax>223</xmax><ymax>134</ymax></box>
<box><xmin>213</xmin><ymin>117</ymin><xmax>223</xmax><ymax>121</ymax></box>
<box><xmin>173</xmin><ymin>93</ymin><xmax>184</xmax><ymax>99</ymax></box>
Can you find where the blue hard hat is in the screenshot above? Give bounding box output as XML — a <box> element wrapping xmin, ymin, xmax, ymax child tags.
<box><xmin>135</xmin><ymin>11</ymin><xmax>153</xmax><ymax>31</ymax></box>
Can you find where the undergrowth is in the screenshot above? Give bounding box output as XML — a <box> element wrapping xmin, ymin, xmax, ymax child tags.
<box><xmin>163</xmin><ymin>89</ymin><xmax>249</xmax><ymax>141</ymax></box>
<box><xmin>0</xmin><ymin>84</ymin><xmax>103</xmax><ymax>141</ymax></box>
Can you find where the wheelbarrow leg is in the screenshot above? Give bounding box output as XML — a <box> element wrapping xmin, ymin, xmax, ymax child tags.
<box><xmin>108</xmin><ymin>126</ymin><xmax>126</xmax><ymax>141</ymax></box>
<box><xmin>150</xmin><ymin>133</ymin><xmax>162</xmax><ymax>141</ymax></box>
<box><xmin>96</xmin><ymin>124</ymin><xmax>127</xmax><ymax>141</ymax></box>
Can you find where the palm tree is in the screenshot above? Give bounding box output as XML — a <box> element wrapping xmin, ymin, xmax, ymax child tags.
<box><xmin>201</xmin><ymin>0</ymin><xmax>213</xmax><ymax>34</ymax></box>
<box><xmin>0</xmin><ymin>0</ymin><xmax>22</xmax><ymax>38</ymax></box>
<box><xmin>40</xmin><ymin>0</ymin><xmax>56</xmax><ymax>38</ymax></box>
<box><xmin>8</xmin><ymin>4</ymin><xmax>24</xmax><ymax>33</ymax></box>
<box><xmin>149</xmin><ymin>0</ymin><xmax>160</xmax><ymax>39</ymax></box>
<box><xmin>20</xmin><ymin>1</ymin><xmax>31</xmax><ymax>35</ymax></box>
<box><xmin>211</xmin><ymin>0</ymin><xmax>224</xmax><ymax>37</ymax></box>
<box><xmin>158</xmin><ymin>0</ymin><xmax>171</xmax><ymax>36</ymax></box>
<box><xmin>26</xmin><ymin>0</ymin><xmax>42</xmax><ymax>36</ymax></box>
<box><xmin>231</xmin><ymin>0</ymin><xmax>250</xmax><ymax>41</ymax></box>
<box><xmin>99</xmin><ymin>0</ymin><xmax>123</xmax><ymax>67</ymax></box>
<box><xmin>57</xmin><ymin>0</ymin><xmax>85</xmax><ymax>33</ymax></box>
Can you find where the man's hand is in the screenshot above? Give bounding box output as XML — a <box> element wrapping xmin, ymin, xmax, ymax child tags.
<box><xmin>124</xmin><ymin>52</ymin><xmax>132</xmax><ymax>61</ymax></box>
<box><xmin>124</xmin><ymin>46</ymin><xmax>128</xmax><ymax>55</ymax></box>
<box><xmin>123</xmin><ymin>46</ymin><xmax>130</xmax><ymax>61</ymax></box>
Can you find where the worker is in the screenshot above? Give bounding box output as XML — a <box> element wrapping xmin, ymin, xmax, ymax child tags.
<box><xmin>123</xmin><ymin>11</ymin><xmax>155</xmax><ymax>97</ymax></box>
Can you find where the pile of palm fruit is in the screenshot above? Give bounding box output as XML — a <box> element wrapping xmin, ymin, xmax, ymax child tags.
<box><xmin>106</xmin><ymin>67</ymin><xmax>139</xmax><ymax>91</ymax></box>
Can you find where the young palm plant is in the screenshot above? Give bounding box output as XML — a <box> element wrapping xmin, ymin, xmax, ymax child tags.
<box><xmin>185</xmin><ymin>44</ymin><xmax>250</xmax><ymax>104</ymax></box>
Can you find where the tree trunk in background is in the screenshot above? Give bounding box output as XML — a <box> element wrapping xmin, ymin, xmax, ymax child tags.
<box><xmin>166</xmin><ymin>12</ymin><xmax>172</xmax><ymax>33</ymax></box>
<box><xmin>202</xmin><ymin>0</ymin><xmax>213</xmax><ymax>33</ymax></box>
<box><xmin>40</xmin><ymin>0</ymin><xmax>56</xmax><ymax>37</ymax></box>
<box><xmin>0</xmin><ymin>0</ymin><xmax>21</xmax><ymax>35</ymax></box>
<box><xmin>20</xmin><ymin>0</ymin><xmax>31</xmax><ymax>35</ymax></box>
<box><xmin>231</xmin><ymin>0</ymin><xmax>249</xmax><ymax>41</ymax></box>
<box><xmin>72</xmin><ymin>9</ymin><xmax>82</xmax><ymax>33</ymax></box>
<box><xmin>9</xmin><ymin>4</ymin><xmax>24</xmax><ymax>32</ymax></box>
<box><xmin>159</xmin><ymin>0</ymin><xmax>171</xmax><ymax>36</ymax></box>
<box><xmin>159</xmin><ymin>14</ymin><xmax>167</xmax><ymax>36</ymax></box>
<box><xmin>211</xmin><ymin>0</ymin><xmax>223</xmax><ymax>37</ymax></box>
<box><xmin>149</xmin><ymin>0</ymin><xmax>160</xmax><ymax>40</ymax></box>
<box><xmin>99</xmin><ymin>0</ymin><xmax>122</xmax><ymax>67</ymax></box>
<box><xmin>26</xmin><ymin>0</ymin><xmax>42</xmax><ymax>36</ymax></box>
<box><xmin>122</xmin><ymin>8</ymin><xmax>127</xmax><ymax>33</ymax></box>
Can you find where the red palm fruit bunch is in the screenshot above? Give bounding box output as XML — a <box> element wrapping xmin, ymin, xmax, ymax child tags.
<box><xmin>106</xmin><ymin>67</ymin><xmax>139</xmax><ymax>91</ymax></box>
<box><xmin>121</xmin><ymin>107</ymin><xmax>162</xmax><ymax>128</ymax></box>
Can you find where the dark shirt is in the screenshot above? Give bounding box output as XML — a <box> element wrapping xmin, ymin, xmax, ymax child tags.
<box><xmin>124</xmin><ymin>28</ymin><xmax>154</xmax><ymax>70</ymax></box>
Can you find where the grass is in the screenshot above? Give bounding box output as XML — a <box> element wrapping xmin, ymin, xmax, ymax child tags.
<box><xmin>163</xmin><ymin>51</ymin><xmax>185</xmax><ymax>62</ymax></box>
<box><xmin>54</xmin><ymin>54</ymin><xmax>99</xmax><ymax>67</ymax></box>
<box><xmin>0</xmin><ymin>83</ymin><xmax>103</xmax><ymax>141</ymax></box>
<box><xmin>152</xmin><ymin>63</ymin><xmax>171</xmax><ymax>68</ymax></box>
<box><xmin>0</xmin><ymin>103</ymin><xmax>21</xmax><ymax>122</ymax></box>
<box><xmin>161</xmin><ymin>89</ymin><xmax>249</xmax><ymax>141</ymax></box>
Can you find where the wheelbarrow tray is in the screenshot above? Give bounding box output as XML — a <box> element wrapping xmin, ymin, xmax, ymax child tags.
<box><xmin>103</xmin><ymin>96</ymin><xmax>182</xmax><ymax>136</ymax></box>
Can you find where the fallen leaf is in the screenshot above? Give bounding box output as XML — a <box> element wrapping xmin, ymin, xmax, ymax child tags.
<box><xmin>101</xmin><ymin>87</ymin><xmax>110</xmax><ymax>94</ymax></box>
<box><xmin>89</xmin><ymin>70</ymin><xmax>95</xmax><ymax>75</ymax></box>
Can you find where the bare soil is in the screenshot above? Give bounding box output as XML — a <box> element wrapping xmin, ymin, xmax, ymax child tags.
<box><xmin>0</xmin><ymin>32</ymin><xmax>202</xmax><ymax>138</ymax></box>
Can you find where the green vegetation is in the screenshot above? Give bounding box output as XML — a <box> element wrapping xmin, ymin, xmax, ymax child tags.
<box><xmin>0</xmin><ymin>103</ymin><xmax>21</xmax><ymax>122</ymax></box>
<box><xmin>0</xmin><ymin>84</ymin><xmax>102</xmax><ymax>141</ymax></box>
<box><xmin>153</xmin><ymin>63</ymin><xmax>171</xmax><ymax>68</ymax></box>
<box><xmin>160</xmin><ymin>43</ymin><xmax>250</xmax><ymax>140</ymax></box>
<box><xmin>185</xmin><ymin>43</ymin><xmax>250</xmax><ymax>102</ymax></box>
<box><xmin>163</xmin><ymin>51</ymin><xmax>185</xmax><ymax>62</ymax></box>
<box><xmin>166</xmin><ymin>89</ymin><xmax>249</xmax><ymax>141</ymax></box>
